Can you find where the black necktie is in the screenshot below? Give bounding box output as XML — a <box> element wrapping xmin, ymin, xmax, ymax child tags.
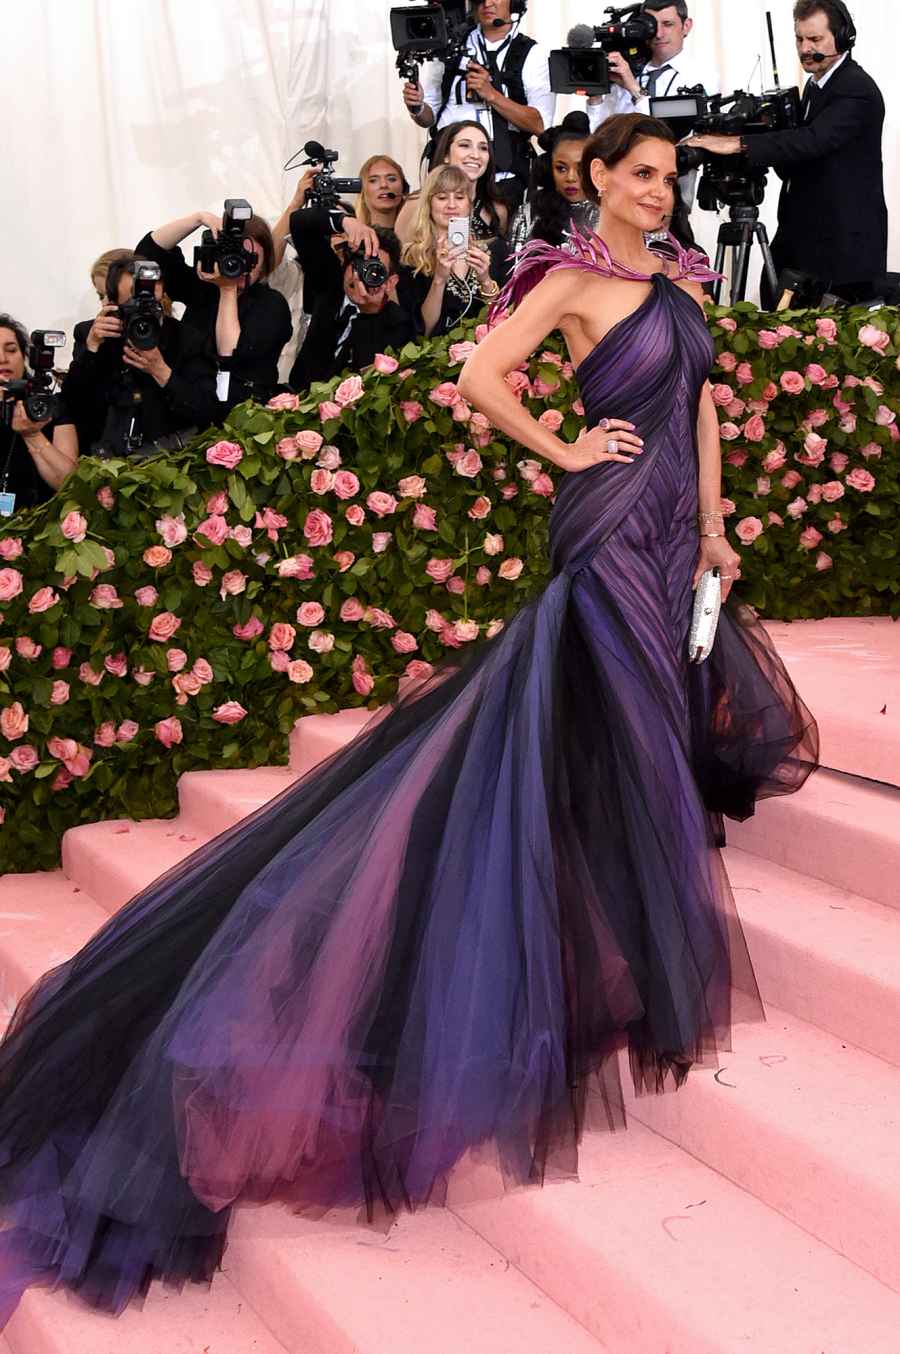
<box><xmin>802</xmin><ymin>79</ymin><xmax>821</xmax><ymax>120</ymax></box>
<box><xmin>642</xmin><ymin>64</ymin><xmax>673</xmax><ymax>98</ymax></box>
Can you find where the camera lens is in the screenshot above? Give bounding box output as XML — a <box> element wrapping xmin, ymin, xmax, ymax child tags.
<box><xmin>409</xmin><ymin>15</ymin><xmax>437</xmax><ymax>39</ymax></box>
<box><xmin>219</xmin><ymin>251</ymin><xmax>246</xmax><ymax>280</ymax></box>
<box><xmin>127</xmin><ymin>316</ymin><xmax>158</xmax><ymax>351</ymax></box>
<box><xmin>24</xmin><ymin>394</ymin><xmax>52</xmax><ymax>422</ymax></box>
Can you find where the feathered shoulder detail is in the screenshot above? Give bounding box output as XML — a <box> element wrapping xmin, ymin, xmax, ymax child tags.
<box><xmin>491</xmin><ymin>225</ymin><xmax>720</xmax><ymax>320</ymax></box>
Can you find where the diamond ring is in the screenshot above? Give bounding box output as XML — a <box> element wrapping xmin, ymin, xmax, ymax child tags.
<box><xmin>598</xmin><ymin>417</ymin><xmax>611</xmax><ymax>431</ymax></box>
<box><xmin>607</xmin><ymin>439</ymin><xmax>619</xmax><ymax>454</ymax></box>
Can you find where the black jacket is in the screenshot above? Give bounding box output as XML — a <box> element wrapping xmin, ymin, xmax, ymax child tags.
<box><xmin>134</xmin><ymin>232</ymin><xmax>292</xmax><ymax>409</ymax></box>
<box><xmin>744</xmin><ymin>57</ymin><xmax>887</xmax><ymax>287</ymax></box>
<box><xmin>288</xmin><ymin>207</ymin><xmax>418</xmax><ymax>391</ymax></box>
<box><xmin>408</xmin><ymin>236</ymin><xmax>510</xmax><ymax>337</ymax></box>
<box><xmin>61</xmin><ymin>316</ymin><xmax>218</xmax><ymax>456</ymax></box>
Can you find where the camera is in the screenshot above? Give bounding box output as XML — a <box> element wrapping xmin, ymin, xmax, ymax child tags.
<box><xmin>292</xmin><ymin>141</ymin><xmax>363</xmax><ymax>211</ymax></box>
<box><xmin>344</xmin><ymin>247</ymin><xmax>389</xmax><ymax>292</ymax></box>
<box><xmin>193</xmin><ymin>198</ymin><xmax>255</xmax><ymax>280</ymax></box>
<box><xmin>653</xmin><ymin>86</ymin><xmax>800</xmax><ymax>211</ymax></box>
<box><xmin>550</xmin><ymin>4</ymin><xmax>657</xmax><ymax>95</ymax></box>
<box><xmin>390</xmin><ymin>1</ymin><xmax>471</xmax><ymax>82</ymax></box>
<box><xmin>0</xmin><ymin>330</ymin><xmax>66</xmax><ymax>426</ymax></box>
<box><xmin>111</xmin><ymin>260</ymin><xmax>165</xmax><ymax>351</ymax></box>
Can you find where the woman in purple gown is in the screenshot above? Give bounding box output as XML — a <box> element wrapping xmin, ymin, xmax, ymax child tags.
<box><xmin>0</xmin><ymin>115</ymin><xmax>817</xmax><ymax>1324</ymax></box>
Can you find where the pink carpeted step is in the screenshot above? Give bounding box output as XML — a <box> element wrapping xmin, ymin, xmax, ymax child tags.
<box><xmin>726</xmin><ymin>845</ymin><xmax>900</xmax><ymax>1066</ymax></box>
<box><xmin>624</xmin><ymin>1007</ymin><xmax>900</xmax><ymax>1295</ymax></box>
<box><xmin>61</xmin><ymin>817</ymin><xmax>211</xmax><ymax>915</ymax></box>
<box><xmin>727</xmin><ymin>767</ymin><xmax>900</xmax><ymax>911</ymax></box>
<box><xmin>0</xmin><ymin>873</ymin><xmax>108</xmax><ymax>1014</ymax></box>
<box><xmin>4</xmin><ymin>1273</ymin><xmax>288</xmax><ymax>1354</ymax></box>
<box><xmin>765</xmin><ymin>617</ymin><xmax>900</xmax><ymax>788</ymax></box>
<box><xmin>288</xmin><ymin>709</ymin><xmax>374</xmax><ymax>778</ymax></box>
<box><xmin>452</xmin><ymin>1119</ymin><xmax>900</xmax><ymax>1354</ymax></box>
<box><xmin>226</xmin><ymin>1206</ymin><xmax>603</xmax><ymax>1354</ymax></box>
<box><xmin>178</xmin><ymin>766</ymin><xmax>297</xmax><ymax>838</ymax></box>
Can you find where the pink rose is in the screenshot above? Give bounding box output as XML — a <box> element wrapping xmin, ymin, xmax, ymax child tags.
<box><xmin>79</xmin><ymin>662</ymin><xmax>104</xmax><ymax>686</ymax></box>
<box><xmin>756</xmin><ymin>476</ymin><xmax>771</xmax><ymax>496</ymax></box>
<box><xmin>303</xmin><ymin>509</ymin><xmax>333</xmax><ymax>547</ymax></box>
<box><xmin>213</xmin><ymin>702</ymin><xmax>247</xmax><ymax>725</ymax></box>
<box><xmin>430</xmin><ymin>381</ymin><xmax>461</xmax><ymax>408</ymax></box>
<box><xmin>392</xmin><ymin>631</ymin><xmax>418</xmax><ymax>654</ymax></box>
<box><xmin>839</xmin><ymin>413</ymin><xmax>857</xmax><ymax>434</ymax></box>
<box><xmin>468</xmin><ymin>496</ymin><xmax>491</xmax><ymax>520</ymax></box>
<box><xmin>143</xmin><ymin>545</ymin><xmax>173</xmax><ymax>569</ymax></box>
<box><xmin>15</xmin><ymin>637</ymin><xmax>41</xmax><ymax>661</ymax></box>
<box><xmin>875</xmin><ymin>404</ymin><xmax>896</xmax><ymax>427</ymax></box>
<box><xmin>846</xmin><ymin>467</ymin><xmax>876</xmax><ymax>493</ymax></box>
<box><xmin>374</xmin><ymin>352</ymin><xmax>400</xmax><ymax>374</ymax></box>
<box><xmin>453</xmin><ymin>619</ymin><xmax>479</xmax><ymax>643</ymax></box>
<box><xmin>367</xmin><ymin>491</ymin><xmax>398</xmax><ymax>517</ymax></box>
<box><xmin>267</xmin><ymin>391</ymin><xmax>300</xmax><ymax>411</ymax></box>
<box><xmin>50</xmin><ymin>680</ymin><xmax>70</xmax><ymax>706</ymax></box>
<box><xmin>134</xmin><ymin>585</ymin><xmax>159</xmax><ymax>608</ymax></box>
<box><xmin>219</xmin><ymin>570</ymin><xmax>247</xmax><ymax>599</ymax></box>
<box><xmin>340</xmin><ymin>598</ymin><xmax>365</xmax><ymax>622</ymax></box>
<box><xmin>531</xmin><ymin>375</ymin><xmax>559</xmax><ymax>399</ymax></box>
<box><xmin>372</xmin><ymin>531</ymin><xmax>392</xmax><ymax>553</ymax></box>
<box><xmin>711</xmin><ymin>384</ymin><xmax>734</xmax><ymax>406</ymax></box>
<box><xmin>277</xmin><ymin>436</ymin><xmax>300</xmax><ymax>461</ymax></box>
<box><xmin>801</xmin><ymin>433</ymin><xmax>827</xmax><ymax>465</ymax></box>
<box><xmin>192</xmin><ymin>562</ymin><xmax>214</xmax><ymax>588</ymax></box>
<box><xmin>743</xmin><ymin>414</ymin><xmax>766</xmax><ymax>443</ymax></box>
<box><xmin>538</xmin><ymin>408</ymin><xmax>564</xmax><ymax>432</ymax></box>
<box><xmin>720</xmin><ymin>498</ymin><xmax>737</xmax><ymax>517</ymax></box>
<box><xmin>782</xmin><ymin>470</ymin><xmax>803</xmax><ymax>490</ymax></box>
<box><xmin>196</xmin><ymin>514</ymin><xmax>229</xmax><ymax>546</ymax></box>
<box><xmin>827</xmin><ymin>515</ymin><xmax>847</xmax><ymax>534</ymax></box>
<box><xmin>735</xmin><ymin>362</ymin><xmax>754</xmax><ymax>387</ymax></box>
<box><xmin>1</xmin><ymin>703</ymin><xmax>29</xmax><ymax>740</ymax></box>
<box><xmin>413</xmin><ymin>504</ymin><xmax>437</xmax><ymax>531</ymax></box>
<box><xmin>155</xmin><ymin>717</ymin><xmax>183</xmax><ymax>748</ymax></box>
<box><xmin>768</xmin><ymin>512</ymin><xmax>785</xmax><ymax>527</ymax></box>
<box><xmin>399</xmin><ymin>401</ymin><xmax>425</xmax><ymax>424</ymax></box>
<box><xmin>294</xmin><ymin>430</ymin><xmax>325</xmax><ymax>460</ymax></box>
<box><xmin>277</xmin><ymin>554</ymin><xmax>315</xmax><ymax>580</ymax></box>
<box><xmin>104</xmin><ymin>653</ymin><xmax>128</xmax><ymax>677</ymax></box>
<box><xmin>287</xmin><ymin>659</ymin><xmax>314</xmax><ymax>684</ymax></box>
<box><xmin>165</xmin><ymin>648</ymin><xmax>188</xmax><ymax>673</ymax></box>
<box><xmin>94</xmin><ymin>721</ymin><xmax>117</xmax><ymax>748</ymax></box>
<box><xmin>476</xmin><ymin>566</ymin><xmax>492</xmax><ymax>586</ymax></box>
<box><xmin>780</xmin><ymin>371</ymin><xmax>805</xmax><ymax>395</ymax></box>
<box><xmin>351</xmin><ymin>655</ymin><xmax>374</xmax><ymax>697</ymax></box>
<box><xmin>858</xmin><ymin>442</ymin><xmax>882</xmax><ymax>461</ymax></box>
<box><xmin>446</xmin><ymin>575</ymin><xmax>465</xmax><ymax>595</ymax></box>
<box><xmin>51</xmin><ymin>646</ymin><xmax>72</xmax><ymax>669</ymax></box>
<box><xmin>335</xmin><ymin>375</ymin><xmax>365</xmax><ymax>407</ymax></box>
<box><xmin>269</xmin><ymin>650</ymin><xmax>289</xmax><ymax>674</ymax></box>
<box><xmin>816</xmin><ymin>317</ymin><xmax>838</xmax><ymax>342</ymax></box>
<box><xmin>718</xmin><ymin>316</ymin><xmax>738</xmax><ymax>333</ymax></box>
<box><xmin>132</xmin><ymin>666</ymin><xmax>155</xmax><ymax>686</ymax></box>
<box><xmin>735</xmin><ymin>516</ymin><xmax>764</xmax><ymax>544</ymax></box>
<box><xmin>483</xmin><ymin>533</ymin><xmax>504</xmax><ymax>557</ymax></box>
<box><xmin>345</xmin><ymin>504</ymin><xmax>366</xmax><ymax>527</ymax></box>
<box><xmin>60</xmin><ymin>510</ymin><xmax>88</xmax><ymax>542</ymax></box>
<box><xmin>762</xmin><ymin>446</ymin><xmax>787</xmax><ymax>473</ymax></box>
<box><xmin>804</xmin><ymin>408</ymin><xmax>829</xmax><ymax>429</ymax></box>
<box><xmin>455</xmin><ymin>450</ymin><xmax>483</xmax><ymax>479</ymax></box>
<box><xmin>364</xmin><ymin>607</ymin><xmax>396</xmax><ymax>630</ymax></box>
<box><xmin>448</xmin><ymin>341</ymin><xmax>477</xmax><ymax>365</ymax></box>
<box><xmin>207</xmin><ymin>491</ymin><xmax>229</xmax><ymax>515</ymax></box>
<box><xmin>498</xmin><ymin>557</ymin><xmax>524</xmax><ymax>581</ymax></box>
<box><xmin>799</xmin><ymin>526</ymin><xmax>824</xmax><ymax>551</ymax></box>
<box><xmin>531</xmin><ymin>473</ymin><xmax>555</xmax><ymax>498</ymax></box>
<box><xmin>319</xmin><ymin>400</ymin><xmax>343</xmax><ymax>422</ymax></box>
<box><xmin>717</xmin><ymin>352</ymin><xmax>737</xmax><ymax>372</ymax></box>
<box><xmin>10</xmin><ymin>745</ymin><xmax>39</xmax><ymax>772</ymax></box>
<box><xmin>718</xmin><ymin>422</ymin><xmax>740</xmax><ymax>441</ymax></box>
<box><xmin>0</xmin><ymin>538</ymin><xmax>23</xmax><ymax>560</ymax></box>
<box><xmin>822</xmin><ymin>480</ymin><xmax>845</xmax><ymax>503</ymax></box>
<box><xmin>469</xmin><ymin>411</ymin><xmax>493</xmax><ymax>447</ymax></box>
<box><xmin>269</xmin><ymin>622</ymin><xmax>296</xmax><ymax>652</ymax></box>
<box><xmin>807</xmin><ymin>484</ymin><xmax>824</xmax><ymax>505</ymax></box>
<box><xmin>154</xmin><ymin>513</ymin><xmax>187</xmax><ymax>550</ymax></box>
<box><xmin>426</xmin><ymin>558</ymin><xmax>454</xmax><ymax>583</ymax></box>
<box><xmin>805</xmin><ymin>363</ymin><xmax>828</xmax><ymax>386</ymax></box>
<box><xmin>405</xmin><ymin>659</ymin><xmax>434</xmax><ymax>681</ymax></box>
<box><xmin>725</xmin><ymin>450</ymin><xmax>747</xmax><ymax>468</ymax></box>
<box><xmin>148</xmin><ymin>611</ymin><xmax>182</xmax><ymax>642</ymax></box>
<box><xmin>398</xmin><ymin>475</ymin><xmax>427</xmax><ymax>499</ymax></box>
<box><xmin>318</xmin><ymin>446</ymin><xmax>342</xmax><ymax>470</ymax></box>
<box><xmin>757</xmin><ymin>330</ymin><xmax>780</xmax><ymax>350</ymax></box>
<box><xmin>308</xmin><ymin>629</ymin><xmax>335</xmax><ymax>654</ymax></box>
<box><xmin>815</xmin><ymin>551</ymin><xmax>834</xmax><ymax>572</ymax></box>
<box><xmin>192</xmin><ymin>658</ymin><xmax>213</xmax><ymax>685</ymax></box>
<box><xmin>334</xmin><ymin>550</ymin><xmax>355</xmax><ymax>572</ymax></box>
<box><xmin>0</xmin><ymin>646</ymin><xmax>10</xmax><ymax>673</ymax></box>
<box><xmin>233</xmin><ymin>616</ymin><xmax>264</xmax><ymax>641</ymax></box>
<box><xmin>172</xmin><ymin>672</ymin><xmax>202</xmax><ymax>700</ymax></box>
<box><xmin>47</xmin><ymin>736</ymin><xmax>77</xmax><ymax>764</ymax></box>
<box><xmin>425</xmin><ymin>609</ymin><xmax>445</xmax><ymax>632</ymax></box>
<box><xmin>28</xmin><ymin>586</ymin><xmax>59</xmax><ymax>614</ymax></box>
<box><xmin>725</xmin><ymin>398</ymin><xmax>746</xmax><ymax>419</ymax></box>
<box><xmin>117</xmin><ymin>720</ymin><xmax>139</xmax><ymax>743</ymax></box>
<box><xmin>309</xmin><ymin>468</ymin><xmax>334</xmax><ymax>495</ymax></box>
<box><xmin>228</xmin><ymin>525</ymin><xmax>251</xmax><ymax>548</ymax></box>
<box><xmin>859</xmin><ymin>324</ymin><xmax>890</xmax><ymax>354</ymax></box>
<box><xmin>96</xmin><ymin>485</ymin><xmax>116</xmax><ymax>509</ymax></box>
<box><xmin>297</xmin><ymin>601</ymin><xmax>326</xmax><ymax>627</ymax></box>
<box><xmin>206</xmin><ymin>440</ymin><xmax>243</xmax><ymax>470</ymax></box>
<box><xmin>786</xmin><ymin>496</ymin><xmax>808</xmax><ymax>519</ymax></box>
<box><xmin>90</xmin><ymin>584</ymin><xmax>123</xmax><ymax>609</ymax></box>
<box><xmin>331</xmin><ymin>470</ymin><xmax>360</xmax><ymax>500</ymax></box>
<box><xmin>0</xmin><ymin>569</ymin><xmax>23</xmax><ymax>602</ymax></box>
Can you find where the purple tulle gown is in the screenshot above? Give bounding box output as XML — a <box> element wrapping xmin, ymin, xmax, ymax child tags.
<box><xmin>0</xmin><ymin>233</ymin><xmax>818</xmax><ymax>1323</ymax></box>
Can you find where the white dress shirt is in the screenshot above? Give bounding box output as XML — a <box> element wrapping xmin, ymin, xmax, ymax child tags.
<box><xmin>422</xmin><ymin>26</ymin><xmax>556</xmax><ymax>179</ymax></box>
<box><xmin>809</xmin><ymin>49</ymin><xmax>848</xmax><ymax>90</ymax></box>
<box><xmin>586</xmin><ymin>46</ymin><xmax>719</xmax><ymax>132</ymax></box>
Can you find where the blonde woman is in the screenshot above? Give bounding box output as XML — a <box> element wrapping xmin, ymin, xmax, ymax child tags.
<box><xmin>356</xmin><ymin>155</ymin><xmax>410</xmax><ymax>229</ymax></box>
<box><xmin>402</xmin><ymin>165</ymin><xmax>509</xmax><ymax>337</ymax></box>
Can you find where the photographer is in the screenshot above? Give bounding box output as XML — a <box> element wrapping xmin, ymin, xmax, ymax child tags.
<box><xmin>586</xmin><ymin>2</ymin><xmax>719</xmax><ymax>129</ymax></box>
<box><xmin>136</xmin><ymin>210</ymin><xmax>292</xmax><ymax>410</ymax></box>
<box><xmin>287</xmin><ymin>206</ymin><xmax>416</xmax><ymax>391</ymax></box>
<box><xmin>685</xmin><ymin>1</ymin><xmax>887</xmax><ymax>306</ymax></box>
<box><xmin>61</xmin><ymin>255</ymin><xmax>218</xmax><ymax>459</ymax></box>
<box><xmin>403</xmin><ymin>0</ymin><xmax>555</xmax><ymax>210</ymax></box>
<box><xmin>0</xmin><ymin>315</ymin><xmax>78</xmax><ymax>511</ymax></box>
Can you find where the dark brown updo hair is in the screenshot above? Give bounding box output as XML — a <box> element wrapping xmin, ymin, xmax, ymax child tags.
<box><xmin>581</xmin><ymin>114</ymin><xmax>676</xmax><ymax>205</ymax></box>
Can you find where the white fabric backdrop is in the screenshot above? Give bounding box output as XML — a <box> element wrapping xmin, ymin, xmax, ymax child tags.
<box><xmin>2</xmin><ymin>0</ymin><xmax>897</xmax><ymax>356</ymax></box>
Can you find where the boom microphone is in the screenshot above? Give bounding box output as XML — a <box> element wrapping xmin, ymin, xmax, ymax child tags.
<box><xmin>567</xmin><ymin>23</ymin><xmax>597</xmax><ymax>49</ymax></box>
<box><xmin>303</xmin><ymin>139</ymin><xmax>326</xmax><ymax>160</ymax></box>
<box><xmin>808</xmin><ymin>51</ymin><xmax>828</xmax><ymax>62</ymax></box>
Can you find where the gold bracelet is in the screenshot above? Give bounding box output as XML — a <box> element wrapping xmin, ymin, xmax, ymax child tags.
<box><xmin>480</xmin><ymin>281</ymin><xmax>500</xmax><ymax>299</ymax></box>
<box><xmin>698</xmin><ymin>511</ymin><xmax>724</xmax><ymax>523</ymax></box>
<box><xmin>700</xmin><ymin>531</ymin><xmax>725</xmax><ymax>538</ymax></box>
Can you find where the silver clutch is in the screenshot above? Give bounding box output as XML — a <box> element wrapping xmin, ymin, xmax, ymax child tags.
<box><xmin>688</xmin><ymin>567</ymin><xmax>722</xmax><ymax>664</ymax></box>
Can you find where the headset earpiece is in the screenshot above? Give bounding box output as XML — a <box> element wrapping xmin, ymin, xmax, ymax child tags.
<box><xmin>828</xmin><ymin>0</ymin><xmax>857</xmax><ymax>53</ymax></box>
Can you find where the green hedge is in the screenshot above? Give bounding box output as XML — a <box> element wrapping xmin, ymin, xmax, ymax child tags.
<box><xmin>0</xmin><ymin>300</ymin><xmax>897</xmax><ymax>871</ymax></box>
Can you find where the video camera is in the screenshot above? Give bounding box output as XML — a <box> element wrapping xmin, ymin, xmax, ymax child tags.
<box><xmin>389</xmin><ymin>1</ymin><xmax>472</xmax><ymax>84</ymax></box>
<box><xmin>288</xmin><ymin>141</ymin><xmax>362</xmax><ymax>212</ymax></box>
<box><xmin>0</xmin><ymin>330</ymin><xmax>66</xmax><ymax>426</ymax></box>
<box><xmin>193</xmin><ymin>198</ymin><xmax>255</xmax><ymax>281</ymax></box>
<box><xmin>550</xmin><ymin>4</ymin><xmax>657</xmax><ymax>95</ymax></box>
<box><xmin>107</xmin><ymin>259</ymin><xmax>165</xmax><ymax>352</ymax></box>
<box><xmin>653</xmin><ymin>85</ymin><xmax>800</xmax><ymax>210</ymax></box>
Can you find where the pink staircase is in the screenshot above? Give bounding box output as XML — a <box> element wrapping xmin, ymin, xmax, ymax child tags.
<box><xmin>0</xmin><ymin>617</ymin><xmax>898</xmax><ymax>1353</ymax></box>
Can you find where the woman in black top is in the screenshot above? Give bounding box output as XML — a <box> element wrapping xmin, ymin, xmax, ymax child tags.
<box><xmin>0</xmin><ymin>315</ymin><xmax>78</xmax><ymax>515</ymax></box>
<box><xmin>136</xmin><ymin>210</ymin><xmax>292</xmax><ymax>411</ymax></box>
<box><xmin>509</xmin><ymin>112</ymin><xmax>598</xmax><ymax>252</ymax></box>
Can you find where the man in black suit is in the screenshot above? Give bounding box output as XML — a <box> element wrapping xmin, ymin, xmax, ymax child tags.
<box><xmin>288</xmin><ymin>208</ymin><xmax>416</xmax><ymax>392</ymax></box>
<box><xmin>686</xmin><ymin>1</ymin><xmax>887</xmax><ymax>306</ymax></box>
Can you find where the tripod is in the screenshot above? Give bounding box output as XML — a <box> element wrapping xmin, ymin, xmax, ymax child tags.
<box><xmin>711</xmin><ymin>204</ymin><xmax>779</xmax><ymax>306</ymax></box>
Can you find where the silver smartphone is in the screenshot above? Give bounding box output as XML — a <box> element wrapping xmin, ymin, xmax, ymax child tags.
<box><xmin>447</xmin><ymin>216</ymin><xmax>471</xmax><ymax>255</ymax></box>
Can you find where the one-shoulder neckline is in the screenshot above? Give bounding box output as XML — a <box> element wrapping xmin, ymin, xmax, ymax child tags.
<box><xmin>573</xmin><ymin>274</ymin><xmax>668</xmax><ymax>379</ymax></box>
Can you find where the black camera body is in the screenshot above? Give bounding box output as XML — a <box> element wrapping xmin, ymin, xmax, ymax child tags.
<box><xmin>550</xmin><ymin>4</ymin><xmax>657</xmax><ymax>94</ymax></box>
<box><xmin>113</xmin><ymin>260</ymin><xmax>165</xmax><ymax>351</ymax></box>
<box><xmin>193</xmin><ymin>198</ymin><xmax>255</xmax><ymax>280</ymax></box>
<box><xmin>0</xmin><ymin>329</ymin><xmax>66</xmax><ymax>426</ymax></box>
<box><xmin>390</xmin><ymin>1</ymin><xmax>473</xmax><ymax>83</ymax></box>
<box><xmin>657</xmin><ymin>86</ymin><xmax>800</xmax><ymax>211</ymax></box>
<box><xmin>299</xmin><ymin>142</ymin><xmax>363</xmax><ymax>211</ymax></box>
<box><xmin>343</xmin><ymin>247</ymin><xmax>389</xmax><ymax>293</ymax></box>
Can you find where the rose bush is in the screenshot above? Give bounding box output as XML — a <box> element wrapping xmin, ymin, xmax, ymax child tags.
<box><xmin>0</xmin><ymin>302</ymin><xmax>897</xmax><ymax>870</ymax></box>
